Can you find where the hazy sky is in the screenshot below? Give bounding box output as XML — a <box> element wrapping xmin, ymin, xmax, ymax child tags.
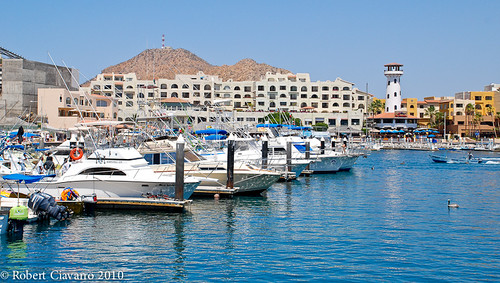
<box><xmin>2</xmin><ymin>0</ymin><xmax>499</xmax><ymax>100</ymax></box>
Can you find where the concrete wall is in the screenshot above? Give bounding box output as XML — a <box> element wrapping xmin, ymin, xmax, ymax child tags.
<box><xmin>0</xmin><ymin>58</ymin><xmax>78</xmax><ymax>121</ymax></box>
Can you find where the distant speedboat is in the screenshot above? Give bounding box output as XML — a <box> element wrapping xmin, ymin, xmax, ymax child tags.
<box><xmin>429</xmin><ymin>154</ymin><xmax>483</xmax><ymax>164</ymax></box>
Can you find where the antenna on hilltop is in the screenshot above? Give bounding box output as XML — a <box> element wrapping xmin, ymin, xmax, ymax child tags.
<box><xmin>162</xmin><ymin>34</ymin><xmax>165</xmax><ymax>49</ymax></box>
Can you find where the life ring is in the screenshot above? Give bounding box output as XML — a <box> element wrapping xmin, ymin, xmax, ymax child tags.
<box><xmin>61</xmin><ymin>187</ymin><xmax>79</xmax><ymax>201</ymax></box>
<box><xmin>70</xmin><ymin>148</ymin><xmax>84</xmax><ymax>160</ymax></box>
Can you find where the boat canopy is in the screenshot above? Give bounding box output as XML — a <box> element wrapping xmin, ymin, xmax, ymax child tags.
<box><xmin>204</xmin><ymin>134</ymin><xmax>227</xmax><ymax>141</ymax></box>
<box><xmin>256</xmin><ymin>124</ymin><xmax>282</xmax><ymax>128</ymax></box>
<box><xmin>194</xmin><ymin>129</ymin><xmax>228</xmax><ymax>135</ymax></box>
<box><xmin>3</xmin><ymin>174</ymin><xmax>54</xmax><ymax>184</ymax></box>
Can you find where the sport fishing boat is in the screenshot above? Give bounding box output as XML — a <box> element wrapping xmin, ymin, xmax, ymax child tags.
<box><xmin>20</xmin><ymin>147</ymin><xmax>203</xmax><ymax>199</ymax></box>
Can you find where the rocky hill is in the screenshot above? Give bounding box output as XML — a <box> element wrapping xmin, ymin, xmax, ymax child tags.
<box><xmin>97</xmin><ymin>47</ymin><xmax>291</xmax><ymax>82</ymax></box>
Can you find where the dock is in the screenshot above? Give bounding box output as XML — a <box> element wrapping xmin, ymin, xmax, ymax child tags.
<box><xmin>85</xmin><ymin>197</ymin><xmax>192</xmax><ymax>212</ymax></box>
<box><xmin>192</xmin><ymin>186</ymin><xmax>238</xmax><ymax>197</ymax></box>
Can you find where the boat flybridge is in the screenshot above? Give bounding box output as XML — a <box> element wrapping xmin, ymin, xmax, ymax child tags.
<box><xmin>24</xmin><ymin>147</ymin><xmax>204</xmax><ymax>200</ymax></box>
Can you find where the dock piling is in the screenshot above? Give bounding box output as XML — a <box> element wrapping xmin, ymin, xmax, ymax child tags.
<box><xmin>227</xmin><ymin>135</ymin><xmax>235</xmax><ymax>189</ymax></box>
<box><xmin>175</xmin><ymin>135</ymin><xmax>185</xmax><ymax>200</ymax></box>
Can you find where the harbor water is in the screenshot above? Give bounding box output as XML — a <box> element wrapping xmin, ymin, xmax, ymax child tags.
<box><xmin>1</xmin><ymin>150</ymin><xmax>499</xmax><ymax>281</ymax></box>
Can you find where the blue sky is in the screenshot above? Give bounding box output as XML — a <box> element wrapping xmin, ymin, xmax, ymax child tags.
<box><xmin>2</xmin><ymin>0</ymin><xmax>499</xmax><ymax>100</ymax></box>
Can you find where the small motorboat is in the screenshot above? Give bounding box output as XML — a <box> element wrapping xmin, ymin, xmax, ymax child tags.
<box><xmin>430</xmin><ymin>153</ymin><xmax>483</xmax><ymax>164</ymax></box>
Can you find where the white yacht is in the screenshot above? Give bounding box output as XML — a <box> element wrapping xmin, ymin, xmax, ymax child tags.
<box><xmin>25</xmin><ymin>147</ymin><xmax>202</xmax><ymax>200</ymax></box>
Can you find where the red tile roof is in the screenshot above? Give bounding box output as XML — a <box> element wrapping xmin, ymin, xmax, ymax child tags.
<box><xmin>370</xmin><ymin>112</ymin><xmax>418</xmax><ymax>119</ymax></box>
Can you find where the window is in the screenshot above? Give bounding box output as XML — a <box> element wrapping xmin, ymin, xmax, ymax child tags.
<box><xmin>456</xmin><ymin>103</ymin><xmax>463</xmax><ymax>108</ymax></box>
<box><xmin>204</xmin><ymin>84</ymin><xmax>211</xmax><ymax>91</ymax></box>
<box><xmin>66</xmin><ymin>98</ymin><xmax>71</xmax><ymax>105</ymax></box>
<box><xmin>301</xmin><ymin>86</ymin><xmax>307</xmax><ymax>92</ymax></box>
<box><xmin>269</xmin><ymin>94</ymin><xmax>276</xmax><ymax>99</ymax></box>
<box><xmin>148</xmin><ymin>92</ymin><xmax>154</xmax><ymax>98</ymax></box>
<box><xmin>410</xmin><ymin>105</ymin><xmax>415</xmax><ymax>108</ymax></box>
<box><xmin>182</xmin><ymin>84</ymin><xmax>189</xmax><ymax>89</ymax></box>
<box><xmin>161</xmin><ymin>92</ymin><xmax>167</xmax><ymax>98</ymax></box>
<box><xmin>394</xmin><ymin>105</ymin><xmax>398</xmax><ymax>110</ymax></box>
<box><xmin>340</xmin><ymin>119</ymin><xmax>348</xmax><ymax>126</ymax></box>
<box><xmin>138</xmin><ymin>93</ymin><xmax>145</xmax><ymax>98</ymax></box>
<box><xmin>171</xmin><ymin>92</ymin><xmax>178</xmax><ymax>98</ymax></box>
<box><xmin>290</xmin><ymin>94</ymin><xmax>297</xmax><ymax>100</ymax></box>
<box><xmin>311</xmin><ymin>94</ymin><xmax>319</xmax><ymax>99</ymax></box>
<box><xmin>280</xmin><ymin>101</ymin><xmax>287</xmax><ymax>106</ymax></box>
<box><xmin>322</xmin><ymin>103</ymin><xmax>328</xmax><ymax>108</ymax></box>
<box><xmin>358</xmin><ymin>104</ymin><xmax>365</xmax><ymax>109</ymax></box>
<box><xmin>343</xmin><ymin>103</ymin><xmax>350</xmax><ymax>107</ymax></box>
<box><xmin>475</xmin><ymin>96</ymin><xmax>482</xmax><ymax>100</ymax></box>
<box><xmin>343</xmin><ymin>87</ymin><xmax>350</xmax><ymax>90</ymax></box>
<box><xmin>193</xmin><ymin>84</ymin><xmax>200</xmax><ymax>90</ymax></box>
<box><xmin>331</xmin><ymin>94</ymin><xmax>339</xmax><ymax>99</ymax></box>
<box><xmin>311</xmin><ymin>86</ymin><xmax>318</xmax><ymax>92</ymax></box>
<box><xmin>343</xmin><ymin>95</ymin><xmax>350</xmax><ymax>100</ymax></box>
<box><xmin>171</xmin><ymin>84</ymin><xmax>178</xmax><ymax>89</ymax></box>
<box><xmin>357</xmin><ymin>96</ymin><xmax>364</xmax><ymax>100</ymax></box>
<box><xmin>79</xmin><ymin>167</ymin><xmax>126</xmax><ymax>176</ymax></box>
<box><xmin>290</xmin><ymin>86</ymin><xmax>297</xmax><ymax>91</ymax></box>
<box><xmin>244</xmin><ymin>86</ymin><xmax>251</xmax><ymax>92</ymax></box>
<box><xmin>388</xmin><ymin>81</ymin><xmax>390</xmax><ymax>86</ymax></box>
<box><xmin>280</xmin><ymin>85</ymin><xmax>286</xmax><ymax>90</ymax></box>
<box><xmin>322</xmin><ymin>86</ymin><xmax>329</xmax><ymax>91</ymax></box>
<box><xmin>234</xmin><ymin>86</ymin><xmax>241</xmax><ymax>91</ymax></box>
<box><xmin>351</xmin><ymin>119</ymin><xmax>360</xmax><ymax>125</ymax></box>
<box><xmin>234</xmin><ymin>94</ymin><xmax>241</xmax><ymax>99</ymax></box>
<box><xmin>486</xmin><ymin>96</ymin><xmax>492</xmax><ymax>100</ymax></box>
<box><xmin>257</xmin><ymin>93</ymin><xmax>264</xmax><ymax>97</ymax></box>
<box><xmin>394</xmin><ymin>79</ymin><xmax>397</xmax><ymax>83</ymax></box>
<box><xmin>322</xmin><ymin>94</ymin><xmax>329</xmax><ymax>100</ymax></box>
<box><xmin>182</xmin><ymin>92</ymin><xmax>189</xmax><ymax>98</ymax></box>
<box><xmin>115</xmin><ymin>93</ymin><xmax>122</xmax><ymax>98</ymax></box>
<box><xmin>257</xmin><ymin>85</ymin><xmax>264</xmax><ymax>91</ymax></box>
<box><xmin>301</xmin><ymin>94</ymin><xmax>307</xmax><ymax>98</ymax></box>
<box><xmin>126</xmin><ymin>101</ymin><xmax>134</xmax><ymax>107</ymax></box>
<box><xmin>394</xmin><ymin>92</ymin><xmax>397</xmax><ymax>97</ymax></box>
<box><xmin>96</xmin><ymin>100</ymin><xmax>108</xmax><ymax>107</ymax></box>
<box><xmin>332</xmin><ymin>86</ymin><xmax>339</xmax><ymax>91</ymax></box>
<box><xmin>270</xmin><ymin>86</ymin><xmax>276</xmax><ymax>91</ymax></box>
<box><xmin>301</xmin><ymin>103</ymin><xmax>307</xmax><ymax>108</ymax></box>
<box><xmin>161</xmin><ymin>84</ymin><xmax>167</xmax><ymax>89</ymax></box>
<box><xmin>332</xmin><ymin>103</ymin><xmax>339</xmax><ymax>107</ymax></box>
<box><xmin>387</xmin><ymin>94</ymin><xmax>390</xmax><ymax>99</ymax></box>
<box><xmin>270</xmin><ymin>102</ymin><xmax>276</xmax><ymax>107</ymax></box>
<box><xmin>126</xmin><ymin>93</ymin><xmax>134</xmax><ymax>99</ymax></box>
<box><xmin>258</xmin><ymin>102</ymin><xmax>265</xmax><ymax>106</ymax></box>
<box><xmin>280</xmin><ymin>94</ymin><xmax>287</xmax><ymax>98</ymax></box>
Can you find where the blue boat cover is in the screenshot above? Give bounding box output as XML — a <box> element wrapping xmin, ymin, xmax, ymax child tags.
<box><xmin>195</xmin><ymin>129</ymin><xmax>228</xmax><ymax>135</ymax></box>
<box><xmin>294</xmin><ymin>144</ymin><xmax>306</xmax><ymax>153</ymax></box>
<box><xmin>256</xmin><ymin>124</ymin><xmax>282</xmax><ymax>128</ymax></box>
<box><xmin>2</xmin><ymin>174</ymin><xmax>54</xmax><ymax>184</ymax></box>
<box><xmin>204</xmin><ymin>134</ymin><xmax>227</xmax><ymax>141</ymax></box>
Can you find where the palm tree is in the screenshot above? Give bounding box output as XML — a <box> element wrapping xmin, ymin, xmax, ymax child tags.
<box><xmin>465</xmin><ymin>103</ymin><xmax>475</xmax><ymax>137</ymax></box>
<box><xmin>473</xmin><ymin>112</ymin><xmax>483</xmax><ymax>139</ymax></box>
<box><xmin>434</xmin><ymin>111</ymin><xmax>444</xmax><ymax>130</ymax></box>
<box><xmin>424</xmin><ymin>105</ymin><xmax>437</xmax><ymax>128</ymax></box>
<box><xmin>369</xmin><ymin>99</ymin><xmax>384</xmax><ymax>115</ymax></box>
<box><xmin>486</xmin><ymin>105</ymin><xmax>496</xmax><ymax>138</ymax></box>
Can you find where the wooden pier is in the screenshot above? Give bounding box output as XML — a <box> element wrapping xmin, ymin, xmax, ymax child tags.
<box><xmin>85</xmin><ymin>197</ymin><xmax>192</xmax><ymax>212</ymax></box>
<box><xmin>192</xmin><ymin>186</ymin><xmax>238</xmax><ymax>197</ymax></box>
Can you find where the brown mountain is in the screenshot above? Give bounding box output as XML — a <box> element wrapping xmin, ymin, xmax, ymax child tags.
<box><xmin>98</xmin><ymin>47</ymin><xmax>291</xmax><ymax>82</ymax></box>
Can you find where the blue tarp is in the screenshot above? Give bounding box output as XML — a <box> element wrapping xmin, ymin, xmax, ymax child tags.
<box><xmin>9</xmin><ymin>132</ymin><xmax>40</xmax><ymax>138</ymax></box>
<box><xmin>2</xmin><ymin>174</ymin><xmax>54</xmax><ymax>184</ymax></box>
<box><xmin>195</xmin><ymin>129</ymin><xmax>228</xmax><ymax>135</ymax></box>
<box><xmin>294</xmin><ymin>144</ymin><xmax>307</xmax><ymax>153</ymax></box>
<box><xmin>204</xmin><ymin>134</ymin><xmax>227</xmax><ymax>141</ymax></box>
<box><xmin>256</xmin><ymin>124</ymin><xmax>282</xmax><ymax>128</ymax></box>
<box><xmin>292</xmin><ymin>126</ymin><xmax>312</xmax><ymax>130</ymax></box>
<box><xmin>6</xmin><ymin>145</ymin><xmax>25</xmax><ymax>150</ymax></box>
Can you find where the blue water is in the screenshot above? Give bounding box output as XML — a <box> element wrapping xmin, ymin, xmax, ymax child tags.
<box><xmin>1</xmin><ymin>150</ymin><xmax>499</xmax><ymax>281</ymax></box>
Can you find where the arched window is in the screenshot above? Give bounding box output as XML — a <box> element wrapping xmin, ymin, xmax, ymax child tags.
<box><xmin>234</xmin><ymin>86</ymin><xmax>241</xmax><ymax>91</ymax></box>
<box><xmin>386</xmin><ymin>107</ymin><xmax>389</xmax><ymax>112</ymax></box>
<box><xmin>291</xmin><ymin>86</ymin><xmax>297</xmax><ymax>91</ymax></box>
<box><xmin>73</xmin><ymin>98</ymin><xmax>78</xmax><ymax>105</ymax></box>
<box><xmin>65</xmin><ymin>97</ymin><xmax>71</xmax><ymax>105</ymax></box>
<box><xmin>161</xmin><ymin>84</ymin><xmax>167</xmax><ymax>89</ymax></box>
<box><xmin>388</xmin><ymin>81</ymin><xmax>390</xmax><ymax>86</ymax></box>
<box><xmin>234</xmin><ymin>94</ymin><xmax>241</xmax><ymax>98</ymax></box>
<box><xmin>475</xmin><ymin>104</ymin><xmax>482</xmax><ymax>110</ymax></box>
<box><xmin>311</xmin><ymin>94</ymin><xmax>319</xmax><ymax>99</ymax></box>
<box><xmin>394</xmin><ymin>105</ymin><xmax>398</xmax><ymax>110</ymax></box>
<box><xmin>171</xmin><ymin>92</ymin><xmax>178</xmax><ymax>98</ymax></box>
<box><xmin>270</xmin><ymin>102</ymin><xmax>276</xmax><ymax>107</ymax></box>
<box><xmin>358</xmin><ymin>104</ymin><xmax>365</xmax><ymax>109</ymax></box>
<box><xmin>301</xmin><ymin>103</ymin><xmax>307</xmax><ymax>108</ymax></box>
<box><xmin>204</xmin><ymin>85</ymin><xmax>211</xmax><ymax>90</ymax></box>
<box><xmin>257</xmin><ymin>93</ymin><xmax>264</xmax><ymax>97</ymax></box>
<box><xmin>182</xmin><ymin>84</ymin><xmax>189</xmax><ymax>89</ymax></box>
<box><xmin>343</xmin><ymin>103</ymin><xmax>350</xmax><ymax>107</ymax></box>
<box><xmin>394</xmin><ymin>92</ymin><xmax>397</xmax><ymax>97</ymax></box>
<box><xmin>456</xmin><ymin>111</ymin><xmax>463</xmax><ymax>116</ymax></box>
<box><xmin>280</xmin><ymin>94</ymin><xmax>287</xmax><ymax>98</ymax></box>
<box><xmin>113</xmin><ymin>113</ymin><xmax>117</xmax><ymax>119</ymax></box>
<box><xmin>387</xmin><ymin>94</ymin><xmax>390</xmax><ymax>99</ymax></box>
<box><xmin>244</xmin><ymin>94</ymin><xmax>251</xmax><ymax>98</ymax></box>
<box><xmin>332</xmin><ymin>103</ymin><xmax>339</xmax><ymax>107</ymax></box>
<box><xmin>270</xmin><ymin>86</ymin><xmax>276</xmax><ymax>91</ymax></box>
<box><xmin>223</xmin><ymin>85</ymin><xmax>230</xmax><ymax>90</ymax></box>
<box><xmin>394</xmin><ymin>79</ymin><xmax>397</xmax><ymax>83</ymax></box>
<box><xmin>138</xmin><ymin>93</ymin><xmax>145</xmax><ymax>98</ymax></box>
<box><xmin>301</xmin><ymin>86</ymin><xmax>307</xmax><ymax>92</ymax></box>
<box><xmin>332</xmin><ymin>86</ymin><xmax>339</xmax><ymax>91</ymax></box>
<box><xmin>410</xmin><ymin>105</ymin><xmax>415</xmax><ymax>108</ymax></box>
<box><xmin>171</xmin><ymin>84</ymin><xmax>178</xmax><ymax>89</ymax></box>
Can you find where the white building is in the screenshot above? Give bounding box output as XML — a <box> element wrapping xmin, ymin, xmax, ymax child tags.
<box><xmin>384</xmin><ymin>63</ymin><xmax>403</xmax><ymax>113</ymax></box>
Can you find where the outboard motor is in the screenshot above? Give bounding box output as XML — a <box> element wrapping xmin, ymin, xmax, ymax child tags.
<box><xmin>28</xmin><ymin>192</ymin><xmax>71</xmax><ymax>221</ymax></box>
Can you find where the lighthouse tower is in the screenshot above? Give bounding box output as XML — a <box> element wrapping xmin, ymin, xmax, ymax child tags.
<box><xmin>384</xmin><ymin>63</ymin><xmax>403</xmax><ymax>113</ymax></box>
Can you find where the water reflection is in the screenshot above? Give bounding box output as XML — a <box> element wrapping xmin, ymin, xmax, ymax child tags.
<box><xmin>172</xmin><ymin>214</ymin><xmax>186</xmax><ymax>281</ymax></box>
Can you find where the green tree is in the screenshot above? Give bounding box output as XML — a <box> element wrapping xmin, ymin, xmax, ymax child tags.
<box><xmin>473</xmin><ymin>112</ymin><xmax>483</xmax><ymax>139</ymax></box>
<box><xmin>433</xmin><ymin>111</ymin><xmax>445</xmax><ymax>129</ymax></box>
<box><xmin>369</xmin><ymin>100</ymin><xmax>384</xmax><ymax>115</ymax></box>
<box><xmin>264</xmin><ymin>111</ymin><xmax>301</xmax><ymax>126</ymax></box>
<box><xmin>465</xmin><ymin>103</ymin><xmax>475</xmax><ymax>137</ymax></box>
<box><xmin>486</xmin><ymin>105</ymin><xmax>496</xmax><ymax>138</ymax></box>
<box><xmin>312</xmin><ymin>122</ymin><xmax>328</xmax><ymax>132</ymax></box>
<box><xmin>424</xmin><ymin>105</ymin><xmax>437</xmax><ymax>128</ymax></box>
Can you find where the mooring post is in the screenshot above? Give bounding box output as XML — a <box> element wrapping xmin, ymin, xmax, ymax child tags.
<box><xmin>286</xmin><ymin>140</ymin><xmax>292</xmax><ymax>173</ymax></box>
<box><xmin>175</xmin><ymin>135</ymin><xmax>185</xmax><ymax>200</ymax></box>
<box><xmin>261</xmin><ymin>135</ymin><xmax>268</xmax><ymax>169</ymax></box>
<box><xmin>227</xmin><ymin>134</ymin><xmax>235</xmax><ymax>189</ymax></box>
<box><xmin>320</xmin><ymin>137</ymin><xmax>325</xmax><ymax>155</ymax></box>
<box><xmin>305</xmin><ymin>140</ymin><xmax>311</xmax><ymax>171</ymax></box>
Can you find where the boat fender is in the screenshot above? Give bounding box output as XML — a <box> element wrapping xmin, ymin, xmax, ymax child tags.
<box><xmin>61</xmin><ymin>187</ymin><xmax>79</xmax><ymax>201</ymax></box>
<box><xmin>70</xmin><ymin>148</ymin><xmax>84</xmax><ymax>161</ymax></box>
